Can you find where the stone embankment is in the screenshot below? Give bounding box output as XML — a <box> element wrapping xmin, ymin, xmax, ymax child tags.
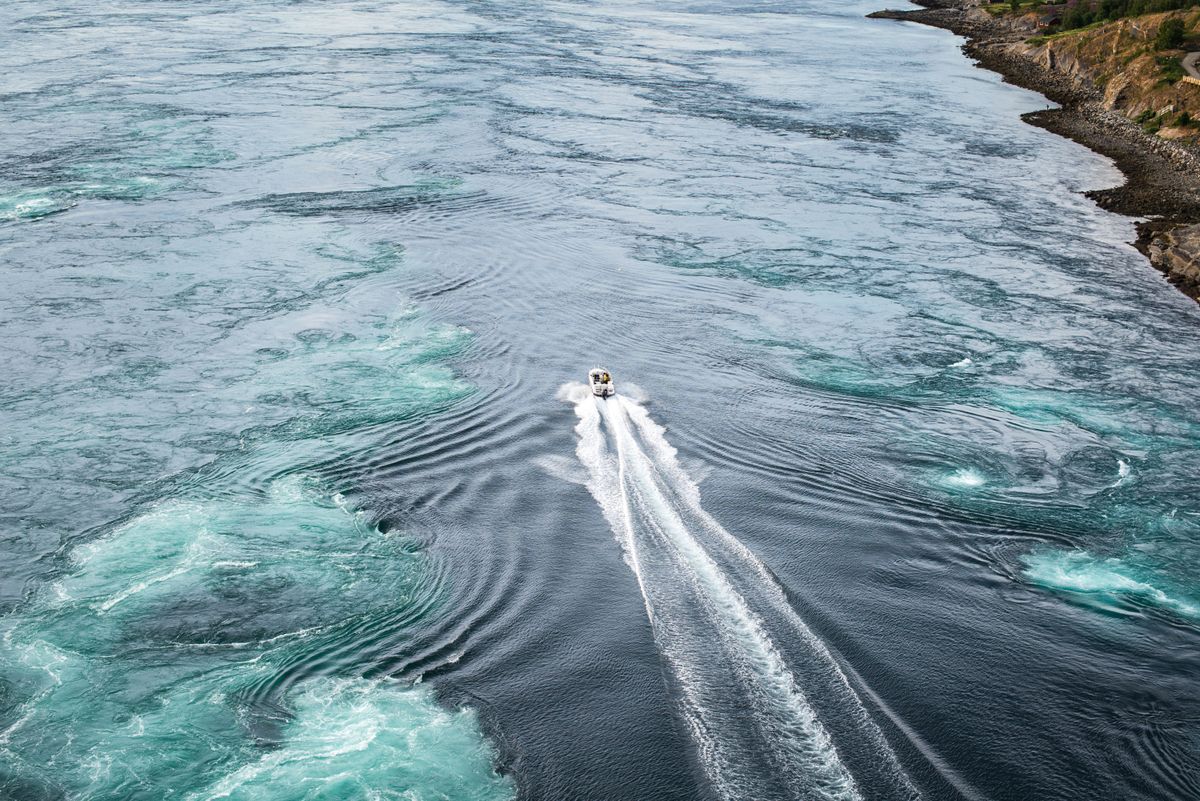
<box><xmin>869</xmin><ymin>0</ymin><xmax>1200</xmax><ymax>302</ymax></box>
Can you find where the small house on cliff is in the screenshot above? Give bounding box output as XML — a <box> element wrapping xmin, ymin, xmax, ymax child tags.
<box><xmin>1037</xmin><ymin>5</ymin><xmax>1064</xmax><ymax>29</ymax></box>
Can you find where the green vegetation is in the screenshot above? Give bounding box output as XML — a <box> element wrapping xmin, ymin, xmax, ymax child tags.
<box><xmin>985</xmin><ymin>0</ymin><xmax>1039</xmax><ymax>15</ymax></box>
<box><xmin>1131</xmin><ymin>107</ymin><xmax>1198</xmax><ymax>132</ymax></box>
<box><xmin>1156</xmin><ymin>16</ymin><xmax>1187</xmax><ymax>48</ymax></box>
<box><xmin>1144</xmin><ymin>113</ymin><xmax>1163</xmax><ymax>132</ymax></box>
<box><xmin>1026</xmin><ymin>20</ymin><xmax>1105</xmax><ymax>44</ymax></box>
<box><xmin>1049</xmin><ymin>1</ymin><xmax>1196</xmax><ymax>33</ymax></box>
<box><xmin>1157</xmin><ymin>53</ymin><xmax>1186</xmax><ymax>83</ymax></box>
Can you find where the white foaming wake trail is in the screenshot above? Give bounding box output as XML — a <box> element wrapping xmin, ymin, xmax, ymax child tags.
<box><xmin>561</xmin><ymin>383</ymin><xmax>917</xmax><ymax>801</ymax></box>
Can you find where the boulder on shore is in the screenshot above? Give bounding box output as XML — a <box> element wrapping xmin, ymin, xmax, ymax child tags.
<box><xmin>1148</xmin><ymin>223</ymin><xmax>1200</xmax><ymax>299</ymax></box>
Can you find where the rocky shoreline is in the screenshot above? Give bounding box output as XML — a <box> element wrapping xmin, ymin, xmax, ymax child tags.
<box><xmin>868</xmin><ymin>0</ymin><xmax>1200</xmax><ymax>302</ymax></box>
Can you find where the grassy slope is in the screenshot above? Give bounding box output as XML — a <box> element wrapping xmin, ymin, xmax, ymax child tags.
<box><xmin>996</xmin><ymin>6</ymin><xmax>1200</xmax><ymax>140</ymax></box>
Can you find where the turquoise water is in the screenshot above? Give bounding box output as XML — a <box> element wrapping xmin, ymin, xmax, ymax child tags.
<box><xmin>1</xmin><ymin>329</ymin><xmax>505</xmax><ymax>801</ymax></box>
<box><xmin>0</xmin><ymin>92</ymin><xmax>504</xmax><ymax>796</ymax></box>
<box><xmin>3</xmin><ymin>0</ymin><xmax>1200</xmax><ymax>798</ymax></box>
<box><xmin>1023</xmin><ymin>549</ymin><xmax>1199</xmax><ymax>620</ymax></box>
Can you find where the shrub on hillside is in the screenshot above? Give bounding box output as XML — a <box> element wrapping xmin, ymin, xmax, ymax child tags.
<box><xmin>1157</xmin><ymin>17</ymin><xmax>1186</xmax><ymax>49</ymax></box>
<box><xmin>1157</xmin><ymin>54</ymin><xmax>1186</xmax><ymax>84</ymax></box>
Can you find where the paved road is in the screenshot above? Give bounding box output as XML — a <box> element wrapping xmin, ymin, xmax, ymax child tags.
<box><xmin>1183</xmin><ymin>50</ymin><xmax>1200</xmax><ymax>79</ymax></box>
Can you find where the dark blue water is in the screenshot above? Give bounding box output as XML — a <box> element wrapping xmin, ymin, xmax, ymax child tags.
<box><xmin>2</xmin><ymin>0</ymin><xmax>1199</xmax><ymax>799</ymax></box>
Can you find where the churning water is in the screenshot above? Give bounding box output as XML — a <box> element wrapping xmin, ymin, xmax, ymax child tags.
<box><xmin>2</xmin><ymin>0</ymin><xmax>1199</xmax><ymax>799</ymax></box>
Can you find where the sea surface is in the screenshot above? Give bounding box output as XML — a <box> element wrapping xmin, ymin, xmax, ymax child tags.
<box><xmin>2</xmin><ymin>0</ymin><xmax>1199</xmax><ymax>799</ymax></box>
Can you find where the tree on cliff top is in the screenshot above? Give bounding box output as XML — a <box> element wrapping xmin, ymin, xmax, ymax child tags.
<box><xmin>1157</xmin><ymin>17</ymin><xmax>1186</xmax><ymax>50</ymax></box>
<box><xmin>1056</xmin><ymin>1</ymin><xmax>1198</xmax><ymax>32</ymax></box>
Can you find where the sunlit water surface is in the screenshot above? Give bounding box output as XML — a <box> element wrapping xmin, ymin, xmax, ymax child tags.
<box><xmin>2</xmin><ymin>0</ymin><xmax>1199</xmax><ymax>799</ymax></box>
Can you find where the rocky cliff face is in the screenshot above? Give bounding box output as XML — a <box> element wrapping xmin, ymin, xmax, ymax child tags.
<box><xmin>985</xmin><ymin>9</ymin><xmax>1200</xmax><ymax>299</ymax></box>
<box><xmin>1007</xmin><ymin>9</ymin><xmax>1200</xmax><ymax>141</ymax></box>
<box><xmin>1147</xmin><ymin>222</ymin><xmax>1200</xmax><ymax>298</ymax></box>
<box><xmin>869</xmin><ymin>1</ymin><xmax>1200</xmax><ymax>303</ymax></box>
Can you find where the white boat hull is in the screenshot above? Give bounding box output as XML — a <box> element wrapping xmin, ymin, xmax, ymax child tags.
<box><xmin>588</xmin><ymin>368</ymin><xmax>615</xmax><ymax>397</ymax></box>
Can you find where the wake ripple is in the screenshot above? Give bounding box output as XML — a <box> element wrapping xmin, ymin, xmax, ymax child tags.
<box><xmin>561</xmin><ymin>383</ymin><xmax>917</xmax><ymax>801</ymax></box>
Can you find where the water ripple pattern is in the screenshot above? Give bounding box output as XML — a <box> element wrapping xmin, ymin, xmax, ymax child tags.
<box><xmin>564</xmin><ymin>383</ymin><xmax>917</xmax><ymax>801</ymax></box>
<box><xmin>3</xmin><ymin>0</ymin><xmax>1200</xmax><ymax>798</ymax></box>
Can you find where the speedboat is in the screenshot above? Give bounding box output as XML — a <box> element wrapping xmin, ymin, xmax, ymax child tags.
<box><xmin>589</xmin><ymin>368</ymin><xmax>615</xmax><ymax>397</ymax></box>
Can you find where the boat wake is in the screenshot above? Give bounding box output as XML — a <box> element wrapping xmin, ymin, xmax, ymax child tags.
<box><xmin>560</xmin><ymin>383</ymin><xmax>917</xmax><ymax>801</ymax></box>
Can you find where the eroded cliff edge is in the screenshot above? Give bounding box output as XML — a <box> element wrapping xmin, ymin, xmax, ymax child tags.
<box><xmin>869</xmin><ymin>0</ymin><xmax>1200</xmax><ymax>302</ymax></box>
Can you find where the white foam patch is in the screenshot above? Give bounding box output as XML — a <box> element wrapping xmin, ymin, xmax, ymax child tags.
<box><xmin>50</xmin><ymin>477</ymin><xmax>433</xmax><ymax>646</ymax></box>
<box><xmin>1111</xmin><ymin>459</ymin><xmax>1133</xmax><ymax>488</ymax></box>
<box><xmin>943</xmin><ymin>468</ymin><xmax>985</xmax><ymax>489</ymax></box>
<box><xmin>1</xmin><ymin>481</ymin><xmax>510</xmax><ymax>801</ymax></box>
<box><xmin>0</xmin><ymin>637</ymin><xmax>69</xmax><ymax>747</ymax></box>
<box><xmin>97</xmin><ymin>563</ymin><xmax>194</xmax><ymax>613</ymax></box>
<box><xmin>186</xmin><ymin>678</ymin><xmax>512</xmax><ymax>801</ymax></box>
<box><xmin>559</xmin><ymin>382</ymin><xmax>916</xmax><ymax>801</ymax></box>
<box><xmin>1024</xmin><ymin>550</ymin><xmax>1199</xmax><ymax>619</ymax></box>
